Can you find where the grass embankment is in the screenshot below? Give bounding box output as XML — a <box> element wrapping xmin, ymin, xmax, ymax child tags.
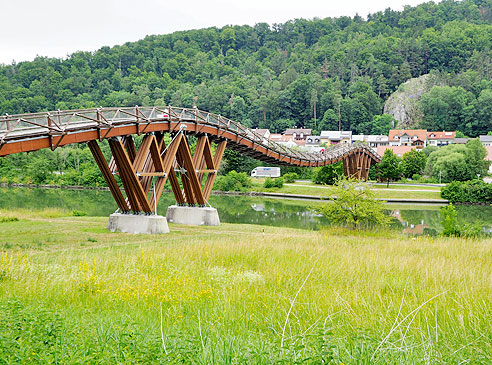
<box><xmin>1</xmin><ymin>209</ymin><xmax>491</xmax><ymax>362</ymax></box>
<box><xmin>250</xmin><ymin>180</ymin><xmax>444</xmax><ymax>200</ymax></box>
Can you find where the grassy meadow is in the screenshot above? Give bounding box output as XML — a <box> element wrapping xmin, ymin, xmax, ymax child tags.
<box><xmin>0</xmin><ymin>208</ymin><xmax>491</xmax><ymax>363</ymax></box>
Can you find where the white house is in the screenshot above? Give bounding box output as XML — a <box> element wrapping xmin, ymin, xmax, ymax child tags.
<box><xmin>320</xmin><ymin>131</ymin><xmax>352</xmax><ymax>145</ymax></box>
<box><xmin>480</xmin><ymin>135</ymin><xmax>492</xmax><ymax>147</ymax></box>
<box><xmin>428</xmin><ymin>131</ymin><xmax>456</xmax><ymax>146</ymax></box>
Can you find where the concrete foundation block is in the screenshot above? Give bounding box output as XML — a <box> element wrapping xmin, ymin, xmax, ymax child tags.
<box><xmin>166</xmin><ymin>205</ymin><xmax>220</xmax><ymax>226</ymax></box>
<box><xmin>107</xmin><ymin>213</ymin><xmax>170</xmax><ymax>234</ymax></box>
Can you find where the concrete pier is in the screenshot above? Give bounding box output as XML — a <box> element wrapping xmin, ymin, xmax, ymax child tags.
<box><xmin>166</xmin><ymin>205</ymin><xmax>220</xmax><ymax>226</ymax></box>
<box><xmin>107</xmin><ymin>213</ymin><xmax>170</xmax><ymax>234</ymax></box>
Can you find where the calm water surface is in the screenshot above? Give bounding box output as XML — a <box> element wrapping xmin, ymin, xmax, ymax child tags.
<box><xmin>0</xmin><ymin>187</ymin><xmax>491</xmax><ymax>234</ymax></box>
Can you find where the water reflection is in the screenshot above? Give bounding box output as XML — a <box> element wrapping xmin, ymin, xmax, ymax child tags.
<box><xmin>0</xmin><ymin>187</ymin><xmax>491</xmax><ymax>233</ymax></box>
<box><xmin>391</xmin><ymin>209</ymin><xmax>428</xmax><ymax>235</ymax></box>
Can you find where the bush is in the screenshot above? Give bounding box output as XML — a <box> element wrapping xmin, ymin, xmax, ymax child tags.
<box><xmin>440</xmin><ymin>203</ymin><xmax>484</xmax><ymax>238</ymax></box>
<box><xmin>264</xmin><ymin>177</ymin><xmax>284</xmax><ymax>189</ymax></box>
<box><xmin>282</xmin><ymin>172</ymin><xmax>298</xmax><ymax>183</ymax></box>
<box><xmin>441</xmin><ymin>180</ymin><xmax>492</xmax><ymax>203</ymax></box>
<box><xmin>312</xmin><ymin>162</ymin><xmax>343</xmax><ymax>185</ymax></box>
<box><xmin>412</xmin><ymin>173</ymin><xmax>421</xmax><ymax>181</ymax></box>
<box><xmin>317</xmin><ymin>177</ymin><xmax>391</xmax><ymax>229</ymax></box>
<box><xmin>72</xmin><ymin>210</ymin><xmax>87</xmax><ymax>217</ymax></box>
<box><xmin>0</xmin><ymin>217</ymin><xmax>19</xmax><ymax>223</ymax></box>
<box><xmin>214</xmin><ymin>171</ymin><xmax>251</xmax><ymax>192</ymax></box>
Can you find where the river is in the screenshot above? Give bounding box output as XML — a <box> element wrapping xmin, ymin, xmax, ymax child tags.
<box><xmin>1</xmin><ymin>187</ymin><xmax>491</xmax><ymax>235</ymax></box>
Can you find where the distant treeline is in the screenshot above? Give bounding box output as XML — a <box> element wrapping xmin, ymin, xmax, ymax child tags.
<box><xmin>0</xmin><ymin>0</ymin><xmax>491</xmax><ymax>137</ymax></box>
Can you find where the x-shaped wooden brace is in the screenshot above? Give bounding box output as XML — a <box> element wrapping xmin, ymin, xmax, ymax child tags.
<box><xmin>88</xmin><ymin>133</ymin><xmax>226</xmax><ymax>214</ymax></box>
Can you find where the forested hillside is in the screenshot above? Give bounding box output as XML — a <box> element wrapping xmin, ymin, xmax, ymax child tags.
<box><xmin>1</xmin><ymin>0</ymin><xmax>492</xmax><ymax>136</ymax></box>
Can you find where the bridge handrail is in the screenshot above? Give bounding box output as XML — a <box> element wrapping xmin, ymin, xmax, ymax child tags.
<box><xmin>0</xmin><ymin>106</ymin><xmax>381</xmax><ymax>164</ymax></box>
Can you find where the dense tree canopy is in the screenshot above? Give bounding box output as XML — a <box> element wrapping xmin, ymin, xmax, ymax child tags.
<box><xmin>1</xmin><ymin>0</ymin><xmax>492</xmax><ymax>187</ymax></box>
<box><xmin>425</xmin><ymin>139</ymin><xmax>490</xmax><ymax>182</ymax></box>
<box><xmin>0</xmin><ymin>0</ymin><xmax>491</xmax><ymax>137</ymax></box>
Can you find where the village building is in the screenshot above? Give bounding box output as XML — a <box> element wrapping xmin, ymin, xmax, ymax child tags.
<box><xmin>366</xmin><ymin>135</ymin><xmax>389</xmax><ymax>149</ymax></box>
<box><xmin>306</xmin><ymin>136</ymin><xmax>321</xmax><ymax>146</ymax></box>
<box><xmin>453</xmin><ymin>138</ymin><xmax>469</xmax><ymax>144</ymax></box>
<box><xmin>283</xmin><ymin>128</ymin><xmax>312</xmax><ymax>141</ymax></box>
<box><xmin>388</xmin><ymin>129</ymin><xmax>427</xmax><ymax>148</ymax></box>
<box><xmin>269</xmin><ymin>133</ymin><xmax>292</xmax><ymax>143</ymax></box>
<box><xmin>320</xmin><ymin>131</ymin><xmax>352</xmax><ymax>145</ymax></box>
<box><xmin>252</xmin><ymin>128</ymin><xmax>270</xmax><ymax>140</ymax></box>
<box><xmin>427</xmin><ymin>131</ymin><xmax>456</xmax><ymax>146</ymax></box>
<box><xmin>479</xmin><ymin>135</ymin><xmax>492</xmax><ymax>147</ymax></box>
<box><xmin>351</xmin><ymin>134</ymin><xmax>365</xmax><ymax>143</ymax></box>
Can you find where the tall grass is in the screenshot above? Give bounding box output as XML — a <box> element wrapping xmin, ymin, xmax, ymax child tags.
<box><xmin>0</xmin><ymin>212</ymin><xmax>491</xmax><ymax>362</ymax></box>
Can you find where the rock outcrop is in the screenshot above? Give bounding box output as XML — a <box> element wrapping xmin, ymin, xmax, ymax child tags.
<box><xmin>383</xmin><ymin>74</ymin><xmax>441</xmax><ymax>129</ymax></box>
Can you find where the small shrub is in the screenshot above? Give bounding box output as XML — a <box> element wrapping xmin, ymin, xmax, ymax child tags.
<box><xmin>440</xmin><ymin>203</ymin><xmax>485</xmax><ymax>238</ymax></box>
<box><xmin>0</xmin><ymin>217</ymin><xmax>19</xmax><ymax>223</ymax></box>
<box><xmin>440</xmin><ymin>204</ymin><xmax>460</xmax><ymax>237</ymax></box>
<box><xmin>214</xmin><ymin>171</ymin><xmax>251</xmax><ymax>192</ymax></box>
<box><xmin>263</xmin><ymin>177</ymin><xmax>275</xmax><ymax>188</ymax></box>
<box><xmin>412</xmin><ymin>173</ymin><xmax>421</xmax><ymax>181</ymax></box>
<box><xmin>72</xmin><ymin>210</ymin><xmax>87</xmax><ymax>217</ymax></box>
<box><xmin>283</xmin><ymin>172</ymin><xmax>298</xmax><ymax>183</ymax></box>
<box><xmin>87</xmin><ymin>237</ymin><xmax>97</xmax><ymax>243</ymax></box>
<box><xmin>317</xmin><ymin>177</ymin><xmax>391</xmax><ymax>229</ymax></box>
<box><xmin>263</xmin><ymin>177</ymin><xmax>284</xmax><ymax>189</ymax></box>
<box><xmin>312</xmin><ymin>162</ymin><xmax>343</xmax><ymax>185</ymax></box>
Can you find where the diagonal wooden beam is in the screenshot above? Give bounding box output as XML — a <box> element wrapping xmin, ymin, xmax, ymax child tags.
<box><xmin>203</xmin><ymin>140</ymin><xmax>227</xmax><ymax>201</ymax></box>
<box><xmin>133</xmin><ymin>134</ymin><xmax>153</xmax><ymax>173</ymax></box>
<box><xmin>109</xmin><ymin>138</ymin><xmax>152</xmax><ymax>213</ymax></box>
<box><xmin>150</xmin><ymin>133</ymin><xmax>183</xmax><ymax>209</ymax></box>
<box><xmin>203</xmin><ymin>137</ymin><xmax>215</xmax><ymax>169</ymax></box>
<box><xmin>179</xmin><ymin>136</ymin><xmax>206</xmax><ymax>206</ymax></box>
<box><xmin>87</xmin><ymin>140</ymin><xmax>129</xmax><ymax>212</ymax></box>
<box><xmin>109</xmin><ymin>139</ymin><xmax>141</xmax><ymax>211</ymax></box>
<box><xmin>175</xmin><ymin>140</ymin><xmax>196</xmax><ymax>205</ymax></box>
<box><xmin>140</xmin><ymin>134</ymin><xmax>164</xmax><ymax>195</ymax></box>
<box><xmin>192</xmin><ymin>135</ymin><xmax>207</xmax><ymax>167</ymax></box>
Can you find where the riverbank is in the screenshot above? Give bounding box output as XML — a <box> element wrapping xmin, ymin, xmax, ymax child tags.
<box><xmin>1</xmin><ymin>181</ymin><xmax>447</xmax><ymax>204</ymax></box>
<box><xmin>0</xmin><ymin>210</ymin><xmax>491</xmax><ymax>362</ymax></box>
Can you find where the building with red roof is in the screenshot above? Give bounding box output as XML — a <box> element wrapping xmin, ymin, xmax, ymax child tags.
<box><xmin>388</xmin><ymin>129</ymin><xmax>428</xmax><ymax>148</ymax></box>
<box><xmin>427</xmin><ymin>131</ymin><xmax>456</xmax><ymax>146</ymax></box>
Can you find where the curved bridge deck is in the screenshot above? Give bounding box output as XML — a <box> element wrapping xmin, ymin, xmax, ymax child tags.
<box><xmin>0</xmin><ymin>106</ymin><xmax>380</xmax><ymax>167</ymax></box>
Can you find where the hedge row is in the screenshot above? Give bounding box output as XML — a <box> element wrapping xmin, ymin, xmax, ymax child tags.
<box><xmin>441</xmin><ymin>180</ymin><xmax>492</xmax><ymax>203</ymax></box>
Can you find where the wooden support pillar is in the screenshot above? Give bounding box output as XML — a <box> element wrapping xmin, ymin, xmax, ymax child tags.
<box><xmin>342</xmin><ymin>155</ymin><xmax>349</xmax><ymax>178</ymax></box>
<box><xmin>87</xmin><ymin>140</ymin><xmax>129</xmax><ymax>212</ymax></box>
<box><xmin>109</xmin><ymin>138</ymin><xmax>152</xmax><ymax>213</ymax></box>
<box><xmin>203</xmin><ymin>140</ymin><xmax>226</xmax><ymax>201</ymax></box>
<box><xmin>90</xmin><ymin>132</ymin><xmax>228</xmax><ymax>213</ymax></box>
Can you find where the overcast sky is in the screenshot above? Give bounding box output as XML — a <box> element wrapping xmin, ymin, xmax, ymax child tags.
<box><xmin>0</xmin><ymin>0</ymin><xmax>431</xmax><ymax>64</ymax></box>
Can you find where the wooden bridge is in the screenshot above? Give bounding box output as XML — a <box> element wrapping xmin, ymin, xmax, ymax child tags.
<box><xmin>0</xmin><ymin>106</ymin><xmax>380</xmax><ymax>214</ymax></box>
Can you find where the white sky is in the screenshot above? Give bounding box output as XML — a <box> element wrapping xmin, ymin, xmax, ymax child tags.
<box><xmin>0</xmin><ymin>0</ymin><xmax>431</xmax><ymax>64</ymax></box>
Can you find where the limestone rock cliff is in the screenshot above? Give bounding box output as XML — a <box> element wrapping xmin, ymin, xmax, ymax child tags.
<box><xmin>383</xmin><ymin>74</ymin><xmax>441</xmax><ymax>128</ymax></box>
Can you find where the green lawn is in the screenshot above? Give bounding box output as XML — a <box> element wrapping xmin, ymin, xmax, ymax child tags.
<box><xmin>0</xmin><ymin>209</ymin><xmax>491</xmax><ymax>362</ymax></box>
<box><xmin>250</xmin><ymin>180</ymin><xmax>444</xmax><ymax>200</ymax></box>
